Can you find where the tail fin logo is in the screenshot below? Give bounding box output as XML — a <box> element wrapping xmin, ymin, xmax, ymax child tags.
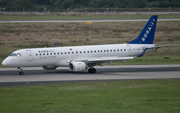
<box><xmin>128</xmin><ymin>15</ymin><xmax>158</xmax><ymax>44</ymax></box>
<box><xmin>142</xmin><ymin>18</ymin><xmax>156</xmax><ymax>42</ymax></box>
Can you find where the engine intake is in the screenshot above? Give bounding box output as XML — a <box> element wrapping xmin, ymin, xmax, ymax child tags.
<box><xmin>69</xmin><ymin>61</ymin><xmax>87</xmax><ymax>72</ymax></box>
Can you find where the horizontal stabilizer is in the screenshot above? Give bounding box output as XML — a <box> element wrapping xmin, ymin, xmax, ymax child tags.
<box><xmin>147</xmin><ymin>43</ymin><xmax>177</xmax><ymax>49</ymax></box>
<box><xmin>138</xmin><ymin>43</ymin><xmax>177</xmax><ymax>57</ymax></box>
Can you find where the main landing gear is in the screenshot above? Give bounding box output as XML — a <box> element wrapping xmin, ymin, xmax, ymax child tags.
<box><xmin>88</xmin><ymin>63</ymin><xmax>97</xmax><ymax>73</ymax></box>
<box><xmin>17</xmin><ymin>67</ymin><xmax>24</xmax><ymax>75</ymax></box>
<box><xmin>88</xmin><ymin>68</ymin><xmax>96</xmax><ymax>73</ymax></box>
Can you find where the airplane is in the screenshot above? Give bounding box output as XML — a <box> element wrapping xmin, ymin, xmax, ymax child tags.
<box><xmin>2</xmin><ymin>15</ymin><xmax>175</xmax><ymax>75</ymax></box>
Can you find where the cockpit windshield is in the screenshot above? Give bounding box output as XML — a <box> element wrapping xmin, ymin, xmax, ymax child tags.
<box><xmin>9</xmin><ymin>53</ymin><xmax>21</xmax><ymax>57</ymax></box>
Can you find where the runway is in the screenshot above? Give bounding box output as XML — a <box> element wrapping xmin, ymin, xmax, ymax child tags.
<box><xmin>0</xmin><ymin>18</ymin><xmax>180</xmax><ymax>23</ymax></box>
<box><xmin>0</xmin><ymin>65</ymin><xmax>180</xmax><ymax>87</ymax></box>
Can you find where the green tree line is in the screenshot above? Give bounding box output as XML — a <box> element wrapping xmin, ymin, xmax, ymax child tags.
<box><xmin>0</xmin><ymin>0</ymin><xmax>180</xmax><ymax>11</ymax></box>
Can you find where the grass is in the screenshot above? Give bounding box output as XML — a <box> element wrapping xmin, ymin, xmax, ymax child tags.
<box><xmin>0</xmin><ymin>79</ymin><xmax>180</xmax><ymax>113</ymax></box>
<box><xmin>0</xmin><ymin>14</ymin><xmax>180</xmax><ymax>20</ymax></box>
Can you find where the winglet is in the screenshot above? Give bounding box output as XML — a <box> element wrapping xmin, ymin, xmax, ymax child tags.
<box><xmin>55</xmin><ymin>42</ymin><xmax>58</xmax><ymax>47</ymax></box>
<box><xmin>138</xmin><ymin>48</ymin><xmax>148</xmax><ymax>57</ymax></box>
<box><xmin>128</xmin><ymin>15</ymin><xmax>158</xmax><ymax>44</ymax></box>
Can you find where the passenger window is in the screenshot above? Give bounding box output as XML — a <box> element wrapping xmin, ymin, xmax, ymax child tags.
<box><xmin>94</xmin><ymin>50</ymin><xmax>96</xmax><ymax>53</ymax></box>
<box><xmin>61</xmin><ymin>52</ymin><xmax>63</xmax><ymax>54</ymax></box>
<box><xmin>110</xmin><ymin>50</ymin><xmax>112</xmax><ymax>52</ymax></box>
<box><xmin>84</xmin><ymin>51</ymin><xmax>86</xmax><ymax>53</ymax></box>
<box><xmin>104</xmin><ymin>50</ymin><xmax>106</xmax><ymax>52</ymax></box>
<box><xmin>101</xmin><ymin>50</ymin><xmax>102</xmax><ymax>52</ymax></box>
<box><xmin>72</xmin><ymin>52</ymin><xmax>74</xmax><ymax>54</ymax></box>
<box><xmin>114</xmin><ymin>49</ymin><xmax>116</xmax><ymax>52</ymax></box>
<box><xmin>107</xmin><ymin>50</ymin><xmax>109</xmax><ymax>52</ymax></box>
<box><xmin>117</xmin><ymin>49</ymin><xmax>119</xmax><ymax>51</ymax></box>
<box><xmin>124</xmin><ymin>49</ymin><xmax>126</xmax><ymax>51</ymax></box>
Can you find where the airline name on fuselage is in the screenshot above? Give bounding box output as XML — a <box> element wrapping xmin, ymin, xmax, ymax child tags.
<box><xmin>142</xmin><ymin>18</ymin><xmax>156</xmax><ymax>42</ymax></box>
<box><xmin>38</xmin><ymin>49</ymin><xmax>55</xmax><ymax>53</ymax></box>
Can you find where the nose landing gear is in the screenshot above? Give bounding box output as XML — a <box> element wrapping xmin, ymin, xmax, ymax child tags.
<box><xmin>19</xmin><ymin>70</ymin><xmax>24</xmax><ymax>75</ymax></box>
<box><xmin>17</xmin><ymin>67</ymin><xmax>24</xmax><ymax>75</ymax></box>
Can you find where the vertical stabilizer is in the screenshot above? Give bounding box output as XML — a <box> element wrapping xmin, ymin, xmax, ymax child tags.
<box><xmin>128</xmin><ymin>15</ymin><xmax>158</xmax><ymax>44</ymax></box>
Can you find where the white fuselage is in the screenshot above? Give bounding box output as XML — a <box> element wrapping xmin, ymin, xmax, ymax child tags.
<box><xmin>2</xmin><ymin>44</ymin><xmax>154</xmax><ymax>67</ymax></box>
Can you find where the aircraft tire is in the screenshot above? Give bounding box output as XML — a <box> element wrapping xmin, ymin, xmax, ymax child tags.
<box><xmin>88</xmin><ymin>68</ymin><xmax>96</xmax><ymax>73</ymax></box>
<box><xmin>19</xmin><ymin>71</ymin><xmax>24</xmax><ymax>75</ymax></box>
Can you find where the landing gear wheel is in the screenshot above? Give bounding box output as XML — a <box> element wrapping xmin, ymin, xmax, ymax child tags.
<box><xmin>88</xmin><ymin>68</ymin><xmax>91</xmax><ymax>73</ymax></box>
<box><xmin>88</xmin><ymin>68</ymin><xmax>96</xmax><ymax>73</ymax></box>
<box><xmin>19</xmin><ymin>71</ymin><xmax>24</xmax><ymax>75</ymax></box>
<box><xmin>18</xmin><ymin>67</ymin><xmax>25</xmax><ymax>75</ymax></box>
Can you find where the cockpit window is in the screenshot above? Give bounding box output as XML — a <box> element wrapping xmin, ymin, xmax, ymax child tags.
<box><xmin>17</xmin><ymin>53</ymin><xmax>21</xmax><ymax>57</ymax></box>
<box><xmin>9</xmin><ymin>53</ymin><xmax>16</xmax><ymax>56</ymax></box>
<box><xmin>9</xmin><ymin>53</ymin><xmax>21</xmax><ymax>57</ymax></box>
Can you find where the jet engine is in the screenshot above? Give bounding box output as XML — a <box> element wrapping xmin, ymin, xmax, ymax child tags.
<box><xmin>69</xmin><ymin>61</ymin><xmax>87</xmax><ymax>72</ymax></box>
<box><xmin>42</xmin><ymin>66</ymin><xmax>57</xmax><ymax>70</ymax></box>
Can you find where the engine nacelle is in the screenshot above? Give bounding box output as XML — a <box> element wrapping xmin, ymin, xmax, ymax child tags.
<box><xmin>42</xmin><ymin>66</ymin><xmax>57</xmax><ymax>70</ymax></box>
<box><xmin>69</xmin><ymin>61</ymin><xmax>87</xmax><ymax>72</ymax></box>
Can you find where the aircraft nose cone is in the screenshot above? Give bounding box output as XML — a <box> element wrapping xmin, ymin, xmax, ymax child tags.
<box><xmin>2</xmin><ymin>59</ymin><xmax>7</xmax><ymax>66</ymax></box>
<box><xmin>2</xmin><ymin>60</ymin><xmax>6</xmax><ymax>66</ymax></box>
<box><xmin>2</xmin><ymin>58</ymin><xmax>10</xmax><ymax>66</ymax></box>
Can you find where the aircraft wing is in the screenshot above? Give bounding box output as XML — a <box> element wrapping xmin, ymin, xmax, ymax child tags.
<box><xmin>71</xmin><ymin>57</ymin><xmax>134</xmax><ymax>64</ymax></box>
<box><xmin>87</xmin><ymin>57</ymin><xmax>134</xmax><ymax>62</ymax></box>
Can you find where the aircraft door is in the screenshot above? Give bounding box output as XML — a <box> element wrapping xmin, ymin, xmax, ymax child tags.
<box><xmin>26</xmin><ymin>50</ymin><xmax>33</xmax><ymax>62</ymax></box>
<box><xmin>127</xmin><ymin>45</ymin><xmax>132</xmax><ymax>56</ymax></box>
